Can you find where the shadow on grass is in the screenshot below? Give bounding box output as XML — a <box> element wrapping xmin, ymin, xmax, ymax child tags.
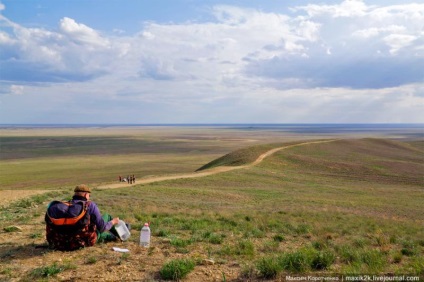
<box><xmin>0</xmin><ymin>243</ymin><xmax>50</xmax><ymax>262</ymax></box>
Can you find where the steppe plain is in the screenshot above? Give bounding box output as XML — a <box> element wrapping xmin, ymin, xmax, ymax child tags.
<box><xmin>0</xmin><ymin>125</ymin><xmax>423</xmax><ymax>281</ymax></box>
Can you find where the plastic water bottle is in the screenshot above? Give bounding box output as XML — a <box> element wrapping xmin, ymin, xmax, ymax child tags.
<box><xmin>140</xmin><ymin>223</ymin><xmax>150</xmax><ymax>247</ymax></box>
<box><xmin>115</xmin><ymin>220</ymin><xmax>131</xmax><ymax>241</ymax></box>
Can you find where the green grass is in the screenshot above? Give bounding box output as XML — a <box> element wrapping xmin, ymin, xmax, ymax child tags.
<box><xmin>196</xmin><ymin>143</ymin><xmax>285</xmax><ymax>171</ymax></box>
<box><xmin>29</xmin><ymin>261</ymin><xmax>76</xmax><ymax>278</ymax></box>
<box><xmin>0</xmin><ymin>131</ymin><xmax>243</xmax><ymax>190</ymax></box>
<box><xmin>159</xmin><ymin>258</ymin><xmax>195</xmax><ymax>280</ymax></box>
<box><xmin>0</xmin><ymin>135</ymin><xmax>423</xmax><ymax>280</ymax></box>
<box><xmin>256</xmin><ymin>248</ymin><xmax>336</xmax><ymax>278</ymax></box>
<box><xmin>256</xmin><ymin>256</ymin><xmax>281</xmax><ymax>279</ymax></box>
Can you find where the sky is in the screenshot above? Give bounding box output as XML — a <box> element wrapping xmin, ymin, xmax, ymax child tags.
<box><xmin>0</xmin><ymin>0</ymin><xmax>423</xmax><ymax>124</ymax></box>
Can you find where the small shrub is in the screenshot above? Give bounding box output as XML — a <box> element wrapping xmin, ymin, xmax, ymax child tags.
<box><xmin>29</xmin><ymin>233</ymin><xmax>42</xmax><ymax>239</ymax></box>
<box><xmin>404</xmin><ymin>256</ymin><xmax>424</xmax><ymax>275</ymax></box>
<box><xmin>256</xmin><ymin>256</ymin><xmax>282</xmax><ymax>279</ymax></box>
<box><xmin>266</xmin><ymin>219</ymin><xmax>283</xmax><ymax>231</ymax></box>
<box><xmin>273</xmin><ymin>234</ymin><xmax>285</xmax><ymax>242</ymax></box>
<box><xmin>374</xmin><ymin>230</ymin><xmax>389</xmax><ymax>247</ymax></box>
<box><xmin>170</xmin><ymin>237</ymin><xmax>191</xmax><ymax>248</ymax></box>
<box><xmin>30</xmin><ymin>263</ymin><xmax>63</xmax><ymax>278</ymax></box>
<box><xmin>208</xmin><ymin>233</ymin><xmax>223</xmax><ymax>244</ymax></box>
<box><xmin>175</xmin><ymin>247</ymin><xmax>190</xmax><ymax>254</ymax></box>
<box><xmin>353</xmin><ymin>238</ymin><xmax>367</xmax><ymax>248</ymax></box>
<box><xmin>360</xmin><ymin>249</ymin><xmax>386</xmax><ymax>272</ymax></box>
<box><xmin>311</xmin><ymin>250</ymin><xmax>336</xmax><ymax>270</ymax></box>
<box><xmin>155</xmin><ymin>229</ymin><xmax>169</xmax><ymax>237</ymax></box>
<box><xmin>401</xmin><ymin>240</ymin><xmax>417</xmax><ymax>256</ymax></box>
<box><xmin>236</xmin><ymin>240</ymin><xmax>255</xmax><ymax>256</ymax></box>
<box><xmin>338</xmin><ymin>245</ymin><xmax>360</xmax><ymax>264</ymax></box>
<box><xmin>389</xmin><ymin>235</ymin><xmax>397</xmax><ymax>244</ymax></box>
<box><xmin>31</xmin><ymin>265</ymin><xmax>62</xmax><ymax>278</ymax></box>
<box><xmin>341</xmin><ymin>262</ymin><xmax>363</xmax><ymax>275</ymax></box>
<box><xmin>312</xmin><ymin>239</ymin><xmax>327</xmax><ymax>250</ymax></box>
<box><xmin>218</xmin><ymin>216</ymin><xmax>237</xmax><ymax>227</ymax></box>
<box><xmin>134</xmin><ymin>213</ymin><xmax>145</xmax><ymax>222</ymax></box>
<box><xmin>218</xmin><ymin>244</ymin><xmax>232</xmax><ymax>256</ymax></box>
<box><xmin>0</xmin><ymin>267</ymin><xmax>12</xmax><ymax>277</ymax></box>
<box><xmin>262</xmin><ymin>240</ymin><xmax>280</xmax><ymax>252</ymax></box>
<box><xmin>279</xmin><ymin>249</ymin><xmax>314</xmax><ymax>273</ymax></box>
<box><xmin>392</xmin><ymin>252</ymin><xmax>402</xmax><ymax>264</ymax></box>
<box><xmin>86</xmin><ymin>256</ymin><xmax>97</xmax><ymax>264</ymax></box>
<box><xmin>3</xmin><ymin>226</ymin><xmax>22</xmax><ymax>233</ymax></box>
<box><xmin>160</xmin><ymin>258</ymin><xmax>195</xmax><ymax>280</ymax></box>
<box><xmin>202</xmin><ymin>231</ymin><xmax>212</xmax><ymax>239</ymax></box>
<box><xmin>240</xmin><ymin>263</ymin><xmax>256</xmax><ymax>280</ymax></box>
<box><xmin>118</xmin><ymin>253</ymin><xmax>130</xmax><ymax>265</ymax></box>
<box><xmin>283</xmin><ymin>223</ymin><xmax>295</xmax><ymax>233</ymax></box>
<box><xmin>401</xmin><ymin>248</ymin><xmax>416</xmax><ymax>256</ymax></box>
<box><xmin>294</xmin><ymin>224</ymin><xmax>310</xmax><ymax>235</ymax></box>
<box><xmin>244</xmin><ymin>228</ymin><xmax>265</xmax><ymax>238</ymax></box>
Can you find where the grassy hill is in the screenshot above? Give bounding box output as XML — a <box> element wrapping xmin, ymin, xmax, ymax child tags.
<box><xmin>0</xmin><ymin>138</ymin><xmax>423</xmax><ymax>281</ymax></box>
<box><xmin>195</xmin><ymin>142</ymin><xmax>287</xmax><ymax>171</ymax></box>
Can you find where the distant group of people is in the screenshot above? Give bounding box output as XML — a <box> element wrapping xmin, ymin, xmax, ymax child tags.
<box><xmin>119</xmin><ymin>175</ymin><xmax>136</xmax><ymax>184</ymax></box>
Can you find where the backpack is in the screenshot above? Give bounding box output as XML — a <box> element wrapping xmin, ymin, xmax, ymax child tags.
<box><xmin>45</xmin><ymin>200</ymin><xmax>97</xmax><ymax>251</ymax></box>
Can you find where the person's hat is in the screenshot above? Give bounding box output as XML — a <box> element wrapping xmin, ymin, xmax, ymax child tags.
<box><xmin>74</xmin><ymin>184</ymin><xmax>91</xmax><ymax>193</ymax></box>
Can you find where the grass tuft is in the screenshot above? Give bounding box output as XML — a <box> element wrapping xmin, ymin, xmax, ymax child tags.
<box><xmin>256</xmin><ymin>256</ymin><xmax>281</xmax><ymax>279</ymax></box>
<box><xmin>279</xmin><ymin>249</ymin><xmax>314</xmax><ymax>273</ymax></box>
<box><xmin>29</xmin><ymin>261</ymin><xmax>76</xmax><ymax>278</ymax></box>
<box><xmin>159</xmin><ymin>258</ymin><xmax>195</xmax><ymax>280</ymax></box>
<box><xmin>273</xmin><ymin>234</ymin><xmax>285</xmax><ymax>242</ymax></box>
<box><xmin>311</xmin><ymin>250</ymin><xmax>336</xmax><ymax>270</ymax></box>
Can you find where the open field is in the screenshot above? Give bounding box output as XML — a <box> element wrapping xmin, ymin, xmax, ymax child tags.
<box><xmin>1</xmin><ymin>125</ymin><xmax>421</xmax><ymax>192</ymax></box>
<box><xmin>0</xmin><ymin>126</ymin><xmax>301</xmax><ymax>193</ymax></box>
<box><xmin>0</xmin><ymin>125</ymin><xmax>423</xmax><ymax>281</ymax></box>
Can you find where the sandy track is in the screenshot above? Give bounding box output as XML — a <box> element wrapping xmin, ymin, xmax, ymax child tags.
<box><xmin>97</xmin><ymin>139</ymin><xmax>337</xmax><ymax>190</ymax></box>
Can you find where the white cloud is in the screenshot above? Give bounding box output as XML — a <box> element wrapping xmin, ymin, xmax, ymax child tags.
<box><xmin>353</xmin><ymin>25</ymin><xmax>406</xmax><ymax>38</ymax></box>
<box><xmin>292</xmin><ymin>0</ymin><xmax>370</xmax><ymax>18</ymax></box>
<box><xmin>0</xmin><ymin>31</ymin><xmax>15</xmax><ymax>44</ymax></box>
<box><xmin>59</xmin><ymin>17</ymin><xmax>110</xmax><ymax>48</ymax></box>
<box><xmin>10</xmin><ymin>85</ymin><xmax>24</xmax><ymax>95</ymax></box>
<box><xmin>384</xmin><ymin>34</ymin><xmax>417</xmax><ymax>54</ymax></box>
<box><xmin>0</xmin><ymin>1</ymin><xmax>423</xmax><ymax>123</ymax></box>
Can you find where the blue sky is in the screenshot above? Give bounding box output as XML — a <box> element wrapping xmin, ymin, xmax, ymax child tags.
<box><xmin>0</xmin><ymin>0</ymin><xmax>423</xmax><ymax>124</ymax></box>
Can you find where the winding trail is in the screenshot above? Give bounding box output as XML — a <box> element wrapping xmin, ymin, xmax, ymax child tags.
<box><xmin>97</xmin><ymin>139</ymin><xmax>337</xmax><ymax>190</ymax></box>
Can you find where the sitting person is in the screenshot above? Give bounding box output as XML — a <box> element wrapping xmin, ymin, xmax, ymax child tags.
<box><xmin>45</xmin><ymin>184</ymin><xmax>120</xmax><ymax>250</ymax></box>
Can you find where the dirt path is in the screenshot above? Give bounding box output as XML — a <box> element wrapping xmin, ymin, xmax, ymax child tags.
<box><xmin>1</xmin><ymin>140</ymin><xmax>337</xmax><ymax>203</ymax></box>
<box><xmin>97</xmin><ymin>139</ymin><xmax>337</xmax><ymax>190</ymax></box>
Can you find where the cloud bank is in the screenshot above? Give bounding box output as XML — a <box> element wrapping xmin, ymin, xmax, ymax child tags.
<box><xmin>0</xmin><ymin>0</ymin><xmax>423</xmax><ymax>123</ymax></box>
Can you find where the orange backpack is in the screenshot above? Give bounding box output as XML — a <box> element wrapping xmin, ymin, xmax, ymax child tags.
<box><xmin>45</xmin><ymin>200</ymin><xmax>97</xmax><ymax>251</ymax></box>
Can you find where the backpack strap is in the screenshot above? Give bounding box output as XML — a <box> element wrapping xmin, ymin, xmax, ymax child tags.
<box><xmin>47</xmin><ymin>200</ymin><xmax>91</xmax><ymax>226</ymax></box>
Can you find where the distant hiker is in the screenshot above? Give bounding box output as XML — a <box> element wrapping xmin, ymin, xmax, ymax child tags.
<box><xmin>119</xmin><ymin>175</ymin><xmax>122</xmax><ymax>182</ymax></box>
<box><xmin>127</xmin><ymin>175</ymin><xmax>130</xmax><ymax>184</ymax></box>
<box><xmin>45</xmin><ymin>184</ymin><xmax>121</xmax><ymax>251</ymax></box>
<box><xmin>133</xmin><ymin>175</ymin><xmax>136</xmax><ymax>183</ymax></box>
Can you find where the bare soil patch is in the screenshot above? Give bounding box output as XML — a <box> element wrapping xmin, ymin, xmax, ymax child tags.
<box><xmin>0</xmin><ymin>190</ymin><xmax>50</xmax><ymax>208</ymax></box>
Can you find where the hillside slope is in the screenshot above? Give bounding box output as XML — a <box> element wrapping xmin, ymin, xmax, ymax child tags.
<box><xmin>263</xmin><ymin>138</ymin><xmax>423</xmax><ymax>186</ymax></box>
<box><xmin>1</xmin><ymin>138</ymin><xmax>423</xmax><ymax>281</ymax></box>
<box><xmin>197</xmin><ymin>138</ymin><xmax>423</xmax><ymax>185</ymax></box>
